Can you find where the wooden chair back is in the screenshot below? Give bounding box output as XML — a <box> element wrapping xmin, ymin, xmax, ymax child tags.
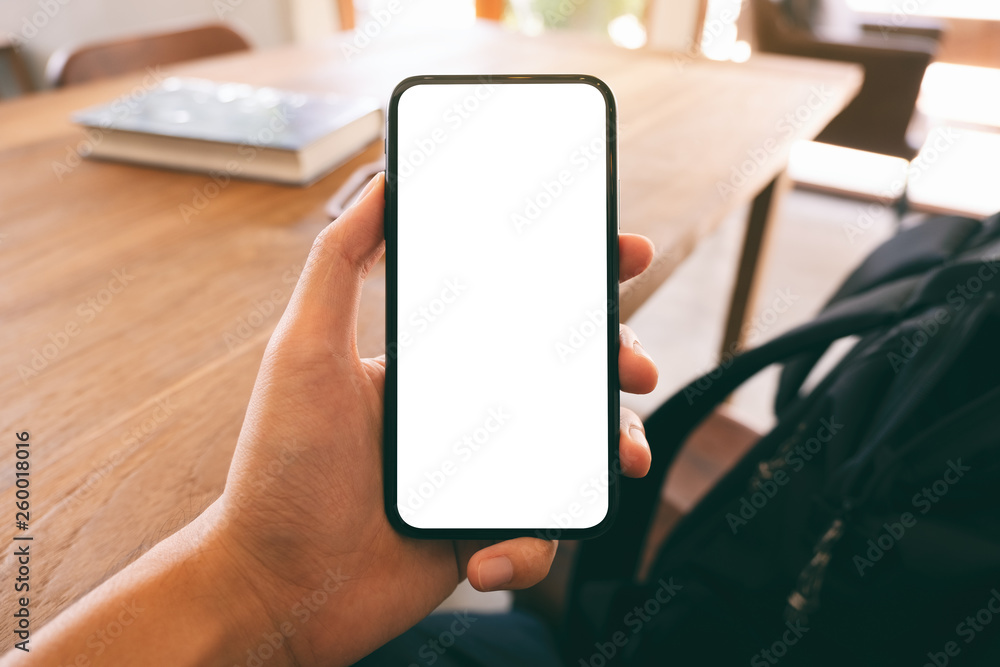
<box><xmin>47</xmin><ymin>24</ymin><xmax>250</xmax><ymax>88</ymax></box>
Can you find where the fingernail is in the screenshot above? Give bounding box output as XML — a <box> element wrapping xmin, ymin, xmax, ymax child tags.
<box><xmin>629</xmin><ymin>424</ymin><xmax>649</xmax><ymax>450</ymax></box>
<box><xmin>632</xmin><ymin>339</ymin><xmax>651</xmax><ymax>360</ymax></box>
<box><xmin>478</xmin><ymin>556</ymin><xmax>513</xmax><ymax>591</ymax></box>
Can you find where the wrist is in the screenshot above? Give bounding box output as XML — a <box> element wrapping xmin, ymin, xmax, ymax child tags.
<box><xmin>205</xmin><ymin>491</ymin><xmax>432</xmax><ymax>667</ymax></box>
<box><xmin>173</xmin><ymin>502</ymin><xmax>300</xmax><ymax>667</ymax></box>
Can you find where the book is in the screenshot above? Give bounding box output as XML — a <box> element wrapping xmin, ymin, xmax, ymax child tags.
<box><xmin>72</xmin><ymin>77</ymin><xmax>383</xmax><ymax>185</ymax></box>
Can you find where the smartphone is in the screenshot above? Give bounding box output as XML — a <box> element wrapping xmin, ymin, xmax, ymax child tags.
<box><xmin>384</xmin><ymin>74</ymin><xmax>618</xmax><ymax>539</ymax></box>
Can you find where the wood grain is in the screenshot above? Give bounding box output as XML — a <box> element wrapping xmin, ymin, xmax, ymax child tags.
<box><xmin>0</xmin><ymin>23</ymin><xmax>860</xmax><ymax>634</ymax></box>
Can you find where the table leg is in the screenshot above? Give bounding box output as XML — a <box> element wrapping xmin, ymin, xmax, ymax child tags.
<box><xmin>720</xmin><ymin>172</ymin><xmax>790</xmax><ymax>359</ymax></box>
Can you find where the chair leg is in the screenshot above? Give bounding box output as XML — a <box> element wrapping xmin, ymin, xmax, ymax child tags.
<box><xmin>894</xmin><ymin>183</ymin><xmax>911</xmax><ymax>224</ymax></box>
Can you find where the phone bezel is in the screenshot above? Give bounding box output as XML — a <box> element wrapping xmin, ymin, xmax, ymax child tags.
<box><xmin>384</xmin><ymin>74</ymin><xmax>620</xmax><ymax>540</ymax></box>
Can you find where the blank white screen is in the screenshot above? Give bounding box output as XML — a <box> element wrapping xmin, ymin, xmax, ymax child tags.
<box><xmin>394</xmin><ymin>80</ymin><xmax>611</xmax><ymax>530</ymax></box>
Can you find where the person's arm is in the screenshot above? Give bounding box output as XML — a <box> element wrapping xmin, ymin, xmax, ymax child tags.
<box><xmin>14</xmin><ymin>505</ymin><xmax>289</xmax><ymax>666</ymax></box>
<box><xmin>3</xmin><ymin>173</ymin><xmax>658</xmax><ymax>666</ymax></box>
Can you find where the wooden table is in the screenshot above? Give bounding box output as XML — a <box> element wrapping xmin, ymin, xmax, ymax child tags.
<box><xmin>0</xmin><ymin>24</ymin><xmax>860</xmax><ymax>635</ymax></box>
<box><xmin>855</xmin><ymin>1</ymin><xmax>1000</xmax><ymax>69</ymax></box>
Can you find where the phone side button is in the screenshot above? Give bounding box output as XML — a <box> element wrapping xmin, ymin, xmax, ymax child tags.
<box><xmin>617</xmin><ymin>178</ymin><xmax>621</xmax><ymax>231</ymax></box>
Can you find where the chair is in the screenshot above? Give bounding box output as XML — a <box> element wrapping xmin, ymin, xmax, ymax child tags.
<box><xmin>336</xmin><ymin>0</ymin><xmax>356</xmax><ymax>30</ymax></box>
<box><xmin>1</xmin><ymin>38</ymin><xmax>34</xmax><ymax>98</ymax></box>
<box><xmin>750</xmin><ymin>0</ymin><xmax>940</xmax><ymax>160</ymax></box>
<box><xmin>475</xmin><ymin>0</ymin><xmax>504</xmax><ymax>21</ymax></box>
<box><xmin>46</xmin><ymin>24</ymin><xmax>250</xmax><ymax>88</ymax></box>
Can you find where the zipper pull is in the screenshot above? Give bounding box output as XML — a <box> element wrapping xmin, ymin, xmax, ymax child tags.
<box><xmin>785</xmin><ymin>516</ymin><xmax>845</xmax><ymax>626</ymax></box>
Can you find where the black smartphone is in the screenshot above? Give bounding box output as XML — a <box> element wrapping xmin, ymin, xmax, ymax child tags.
<box><xmin>384</xmin><ymin>74</ymin><xmax>618</xmax><ymax>539</ymax></box>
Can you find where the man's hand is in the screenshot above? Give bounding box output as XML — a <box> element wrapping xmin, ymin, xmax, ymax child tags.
<box><xmin>215</xmin><ymin>173</ymin><xmax>659</xmax><ymax>664</ymax></box>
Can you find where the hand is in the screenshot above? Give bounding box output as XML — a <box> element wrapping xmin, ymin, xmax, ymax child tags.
<box><xmin>211</xmin><ymin>173</ymin><xmax>659</xmax><ymax>665</ymax></box>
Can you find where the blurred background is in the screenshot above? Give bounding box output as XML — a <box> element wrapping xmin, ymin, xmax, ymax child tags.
<box><xmin>7</xmin><ymin>0</ymin><xmax>997</xmax><ymax>425</ymax></box>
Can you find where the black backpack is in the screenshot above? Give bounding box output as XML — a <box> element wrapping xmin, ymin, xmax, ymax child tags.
<box><xmin>566</xmin><ymin>212</ymin><xmax>1000</xmax><ymax>666</ymax></box>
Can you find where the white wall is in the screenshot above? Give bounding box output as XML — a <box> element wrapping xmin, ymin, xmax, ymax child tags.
<box><xmin>1</xmin><ymin>0</ymin><xmax>324</xmax><ymax>89</ymax></box>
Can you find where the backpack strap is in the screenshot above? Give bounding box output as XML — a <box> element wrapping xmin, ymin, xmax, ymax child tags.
<box><xmin>775</xmin><ymin>216</ymin><xmax>982</xmax><ymax>415</ymax></box>
<box><xmin>570</xmin><ymin>275</ymin><xmax>921</xmax><ymax>590</ymax></box>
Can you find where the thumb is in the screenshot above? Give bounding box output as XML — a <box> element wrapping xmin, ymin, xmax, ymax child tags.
<box><xmin>463</xmin><ymin>538</ymin><xmax>559</xmax><ymax>592</ymax></box>
<box><xmin>282</xmin><ymin>173</ymin><xmax>385</xmax><ymax>356</ymax></box>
